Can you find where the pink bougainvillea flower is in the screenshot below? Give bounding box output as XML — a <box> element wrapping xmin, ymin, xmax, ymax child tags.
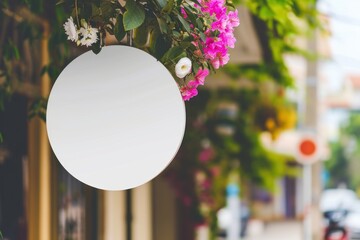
<box><xmin>211</xmin><ymin>15</ymin><xmax>229</xmax><ymax>32</ymax></box>
<box><xmin>219</xmin><ymin>31</ymin><xmax>236</xmax><ymax>48</ymax></box>
<box><xmin>201</xmin><ymin>179</ymin><xmax>212</xmax><ymax>190</ymax></box>
<box><xmin>188</xmin><ymin>79</ymin><xmax>199</xmax><ymax>88</ymax></box>
<box><xmin>176</xmin><ymin>0</ymin><xmax>239</xmax><ymax>100</ymax></box>
<box><xmin>203</xmin><ymin>38</ymin><xmax>226</xmax><ymax>60</ymax></box>
<box><xmin>211</xmin><ymin>53</ymin><xmax>230</xmax><ymax>69</ymax></box>
<box><xmin>180</xmin><ymin>7</ymin><xmax>188</xmax><ymax>19</ymax></box>
<box><xmin>198</xmin><ymin>147</ymin><xmax>214</xmax><ymax>162</ymax></box>
<box><xmin>228</xmin><ymin>9</ymin><xmax>240</xmax><ymax>27</ymax></box>
<box><xmin>191</xmin><ymin>41</ymin><xmax>199</xmax><ymax>47</ymax></box>
<box><xmin>199</xmin><ymin>1</ymin><xmax>239</xmax><ymax>56</ymax></box>
<box><xmin>203</xmin><ymin>0</ymin><xmax>226</xmax><ymax>17</ymax></box>
<box><xmin>194</xmin><ymin>68</ymin><xmax>210</xmax><ymax>85</ymax></box>
<box><xmin>180</xmin><ymin>85</ymin><xmax>198</xmax><ymax>101</ymax></box>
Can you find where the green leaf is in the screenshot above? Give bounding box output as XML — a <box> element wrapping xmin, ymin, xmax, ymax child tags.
<box><xmin>185</xmin><ymin>0</ymin><xmax>201</xmax><ymax>8</ymax></box>
<box><xmin>162</xmin><ymin>0</ymin><xmax>174</xmax><ymax>13</ymax></box>
<box><xmin>180</xmin><ymin>41</ymin><xmax>192</xmax><ymax>49</ymax></box>
<box><xmin>149</xmin><ymin>29</ymin><xmax>171</xmax><ymax>59</ymax></box>
<box><xmin>157</xmin><ymin>17</ymin><xmax>169</xmax><ymax>34</ymax></box>
<box><xmin>156</xmin><ymin>0</ymin><xmax>167</xmax><ymax>8</ymax></box>
<box><xmin>161</xmin><ymin>46</ymin><xmax>186</xmax><ymax>63</ymax></box>
<box><xmin>134</xmin><ymin>22</ymin><xmax>149</xmax><ymax>47</ymax></box>
<box><xmin>4</xmin><ymin>40</ymin><xmax>20</xmax><ymax>60</ymax></box>
<box><xmin>232</xmin><ymin>0</ymin><xmax>241</xmax><ymax>5</ymax></box>
<box><xmin>13</xmin><ymin>46</ymin><xmax>20</xmax><ymax>60</ymax></box>
<box><xmin>196</xmin><ymin>18</ymin><xmax>204</xmax><ymax>30</ymax></box>
<box><xmin>100</xmin><ymin>1</ymin><xmax>116</xmax><ymax>19</ymax></box>
<box><xmin>172</xmin><ymin>30</ymin><xmax>181</xmax><ymax>38</ymax></box>
<box><xmin>56</xmin><ymin>0</ymin><xmax>65</xmax><ymax>5</ymax></box>
<box><xmin>225</xmin><ymin>1</ymin><xmax>236</xmax><ymax>10</ymax></box>
<box><xmin>199</xmin><ymin>31</ymin><xmax>206</xmax><ymax>42</ymax></box>
<box><xmin>177</xmin><ymin>15</ymin><xmax>191</xmax><ymax>33</ymax></box>
<box><xmin>0</xmin><ymin>133</ymin><xmax>3</xmax><ymax>143</ymax></box>
<box><xmin>183</xmin><ymin>6</ymin><xmax>198</xmax><ymax>26</ymax></box>
<box><xmin>123</xmin><ymin>0</ymin><xmax>145</xmax><ymax>31</ymax></box>
<box><xmin>192</xmin><ymin>61</ymin><xmax>200</xmax><ymax>73</ymax></box>
<box><xmin>114</xmin><ymin>14</ymin><xmax>126</xmax><ymax>42</ymax></box>
<box><xmin>259</xmin><ymin>6</ymin><xmax>274</xmax><ymax>19</ymax></box>
<box><xmin>91</xmin><ymin>4</ymin><xmax>100</xmax><ymax>16</ymax></box>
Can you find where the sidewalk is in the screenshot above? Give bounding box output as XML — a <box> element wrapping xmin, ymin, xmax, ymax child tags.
<box><xmin>245</xmin><ymin>221</ymin><xmax>302</xmax><ymax>240</ymax></box>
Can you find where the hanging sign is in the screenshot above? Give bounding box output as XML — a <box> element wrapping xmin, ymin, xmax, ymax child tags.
<box><xmin>47</xmin><ymin>46</ymin><xmax>186</xmax><ymax>190</ymax></box>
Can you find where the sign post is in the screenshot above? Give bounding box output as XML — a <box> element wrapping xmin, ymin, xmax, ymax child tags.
<box><xmin>297</xmin><ymin>135</ymin><xmax>319</xmax><ymax>240</ymax></box>
<box><xmin>226</xmin><ymin>184</ymin><xmax>240</xmax><ymax>240</ymax></box>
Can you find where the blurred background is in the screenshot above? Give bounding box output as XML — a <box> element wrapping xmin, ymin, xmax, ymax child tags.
<box><xmin>0</xmin><ymin>0</ymin><xmax>360</xmax><ymax>239</ymax></box>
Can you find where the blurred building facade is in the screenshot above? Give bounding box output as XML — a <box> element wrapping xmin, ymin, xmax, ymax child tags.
<box><xmin>0</xmin><ymin>4</ymin><xmax>328</xmax><ymax>240</ymax></box>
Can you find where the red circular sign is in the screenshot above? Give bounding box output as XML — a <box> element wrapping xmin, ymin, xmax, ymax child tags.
<box><xmin>299</xmin><ymin>139</ymin><xmax>317</xmax><ymax>156</ymax></box>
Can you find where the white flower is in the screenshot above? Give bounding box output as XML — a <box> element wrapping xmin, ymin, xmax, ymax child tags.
<box><xmin>175</xmin><ymin>57</ymin><xmax>192</xmax><ymax>78</ymax></box>
<box><xmin>79</xmin><ymin>25</ymin><xmax>99</xmax><ymax>47</ymax></box>
<box><xmin>63</xmin><ymin>17</ymin><xmax>78</xmax><ymax>42</ymax></box>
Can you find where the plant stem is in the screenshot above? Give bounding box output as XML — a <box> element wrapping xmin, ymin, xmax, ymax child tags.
<box><xmin>127</xmin><ymin>30</ymin><xmax>133</xmax><ymax>46</ymax></box>
<box><xmin>74</xmin><ymin>0</ymin><xmax>80</xmax><ymax>26</ymax></box>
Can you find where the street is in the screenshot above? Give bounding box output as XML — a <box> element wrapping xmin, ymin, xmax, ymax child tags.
<box><xmin>245</xmin><ymin>221</ymin><xmax>302</xmax><ymax>240</ymax></box>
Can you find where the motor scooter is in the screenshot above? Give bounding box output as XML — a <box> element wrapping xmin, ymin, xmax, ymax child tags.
<box><xmin>324</xmin><ymin>210</ymin><xmax>348</xmax><ymax>240</ymax></box>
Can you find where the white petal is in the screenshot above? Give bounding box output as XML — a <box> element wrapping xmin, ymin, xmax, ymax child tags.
<box><xmin>79</xmin><ymin>26</ymin><xmax>98</xmax><ymax>47</ymax></box>
<box><xmin>176</xmin><ymin>70</ymin><xmax>187</xmax><ymax>78</ymax></box>
<box><xmin>175</xmin><ymin>57</ymin><xmax>192</xmax><ymax>78</ymax></box>
<box><xmin>64</xmin><ymin>17</ymin><xmax>78</xmax><ymax>42</ymax></box>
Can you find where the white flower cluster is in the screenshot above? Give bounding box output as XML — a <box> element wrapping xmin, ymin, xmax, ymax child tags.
<box><xmin>64</xmin><ymin>17</ymin><xmax>98</xmax><ymax>47</ymax></box>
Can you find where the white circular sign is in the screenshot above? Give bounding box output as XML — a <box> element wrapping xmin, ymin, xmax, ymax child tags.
<box><xmin>47</xmin><ymin>46</ymin><xmax>186</xmax><ymax>190</ymax></box>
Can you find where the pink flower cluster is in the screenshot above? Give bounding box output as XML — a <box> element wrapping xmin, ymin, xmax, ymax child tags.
<box><xmin>180</xmin><ymin>0</ymin><xmax>239</xmax><ymax>101</ymax></box>
<box><xmin>198</xmin><ymin>147</ymin><xmax>215</xmax><ymax>162</ymax></box>
<box><xmin>180</xmin><ymin>68</ymin><xmax>209</xmax><ymax>101</ymax></box>
<box><xmin>201</xmin><ymin>0</ymin><xmax>240</xmax><ymax>69</ymax></box>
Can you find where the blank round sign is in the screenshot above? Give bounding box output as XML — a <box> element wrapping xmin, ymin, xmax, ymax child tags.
<box><xmin>47</xmin><ymin>46</ymin><xmax>186</xmax><ymax>190</ymax></box>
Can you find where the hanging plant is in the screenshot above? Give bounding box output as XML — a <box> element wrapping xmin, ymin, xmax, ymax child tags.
<box><xmin>164</xmin><ymin>89</ymin><xmax>297</xmax><ymax>238</ymax></box>
<box><xmin>60</xmin><ymin>0</ymin><xmax>240</xmax><ymax>101</ymax></box>
<box><xmin>254</xmin><ymin>99</ymin><xmax>297</xmax><ymax>140</ymax></box>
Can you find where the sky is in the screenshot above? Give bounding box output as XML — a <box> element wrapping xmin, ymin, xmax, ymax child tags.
<box><xmin>317</xmin><ymin>0</ymin><xmax>360</xmax><ymax>140</ymax></box>
<box><xmin>318</xmin><ymin>0</ymin><xmax>360</xmax><ymax>74</ymax></box>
